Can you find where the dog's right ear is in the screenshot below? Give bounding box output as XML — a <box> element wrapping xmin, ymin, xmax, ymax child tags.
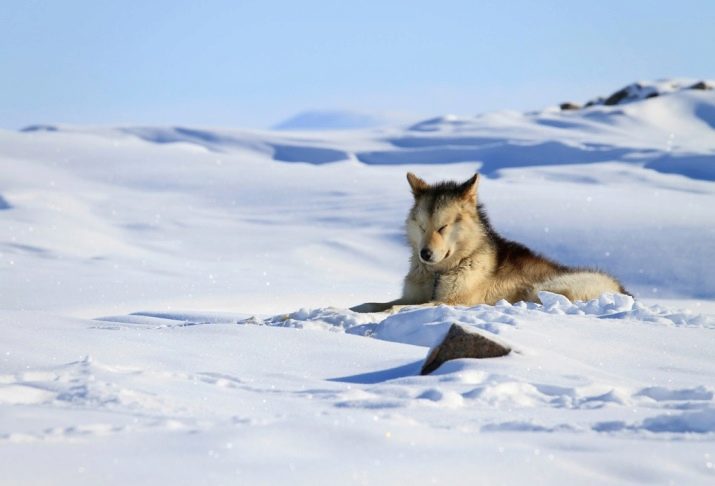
<box><xmin>406</xmin><ymin>172</ymin><xmax>428</xmax><ymax>197</ymax></box>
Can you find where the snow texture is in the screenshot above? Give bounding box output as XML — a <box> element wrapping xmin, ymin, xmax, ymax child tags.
<box><xmin>2</xmin><ymin>80</ymin><xmax>715</xmax><ymax>484</ymax></box>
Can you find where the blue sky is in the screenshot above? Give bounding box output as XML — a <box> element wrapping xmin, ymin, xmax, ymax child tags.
<box><xmin>1</xmin><ymin>0</ymin><xmax>713</xmax><ymax>129</ymax></box>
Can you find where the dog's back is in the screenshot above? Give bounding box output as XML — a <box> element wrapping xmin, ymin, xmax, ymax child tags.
<box><xmin>479</xmin><ymin>219</ymin><xmax>625</xmax><ymax>303</ymax></box>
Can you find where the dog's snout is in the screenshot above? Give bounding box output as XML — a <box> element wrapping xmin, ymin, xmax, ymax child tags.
<box><xmin>420</xmin><ymin>248</ymin><xmax>433</xmax><ymax>261</ymax></box>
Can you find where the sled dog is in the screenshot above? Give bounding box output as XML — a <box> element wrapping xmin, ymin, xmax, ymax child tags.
<box><xmin>352</xmin><ymin>173</ymin><xmax>627</xmax><ymax>313</ymax></box>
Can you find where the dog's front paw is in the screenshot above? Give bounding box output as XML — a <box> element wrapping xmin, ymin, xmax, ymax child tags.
<box><xmin>350</xmin><ymin>302</ymin><xmax>380</xmax><ymax>313</ymax></box>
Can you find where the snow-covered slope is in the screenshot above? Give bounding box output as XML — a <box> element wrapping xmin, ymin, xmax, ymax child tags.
<box><xmin>22</xmin><ymin>81</ymin><xmax>715</xmax><ymax>178</ymax></box>
<box><xmin>2</xmin><ymin>297</ymin><xmax>715</xmax><ymax>484</ymax></box>
<box><xmin>2</xmin><ymin>80</ymin><xmax>715</xmax><ymax>484</ymax></box>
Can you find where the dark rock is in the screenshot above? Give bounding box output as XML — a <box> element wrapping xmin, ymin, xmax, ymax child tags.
<box><xmin>689</xmin><ymin>81</ymin><xmax>713</xmax><ymax>90</ymax></box>
<box><xmin>560</xmin><ymin>102</ymin><xmax>581</xmax><ymax>111</ymax></box>
<box><xmin>420</xmin><ymin>323</ymin><xmax>511</xmax><ymax>375</ymax></box>
<box><xmin>584</xmin><ymin>97</ymin><xmax>605</xmax><ymax>108</ymax></box>
<box><xmin>645</xmin><ymin>92</ymin><xmax>660</xmax><ymax>99</ymax></box>
<box><xmin>0</xmin><ymin>195</ymin><xmax>11</xmax><ymax>210</ymax></box>
<box><xmin>604</xmin><ymin>86</ymin><xmax>631</xmax><ymax>106</ymax></box>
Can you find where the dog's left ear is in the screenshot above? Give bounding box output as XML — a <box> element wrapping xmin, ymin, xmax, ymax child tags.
<box><xmin>460</xmin><ymin>173</ymin><xmax>480</xmax><ymax>201</ymax></box>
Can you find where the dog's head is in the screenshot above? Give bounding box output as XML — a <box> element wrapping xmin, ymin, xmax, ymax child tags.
<box><xmin>405</xmin><ymin>172</ymin><xmax>483</xmax><ymax>269</ymax></box>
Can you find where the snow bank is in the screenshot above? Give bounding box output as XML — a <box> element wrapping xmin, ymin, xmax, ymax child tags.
<box><xmin>242</xmin><ymin>293</ymin><xmax>715</xmax><ymax>349</ymax></box>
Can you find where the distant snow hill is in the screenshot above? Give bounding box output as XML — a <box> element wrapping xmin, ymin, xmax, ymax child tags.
<box><xmin>21</xmin><ymin>79</ymin><xmax>715</xmax><ymax>181</ymax></box>
<box><xmin>272</xmin><ymin>109</ymin><xmax>386</xmax><ymax>130</ymax></box>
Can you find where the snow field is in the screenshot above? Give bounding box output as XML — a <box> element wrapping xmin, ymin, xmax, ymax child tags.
<box><xmin>2</xmin><ymin>82</ymin><xmax>715</xmax><ymax>483</ymax></box>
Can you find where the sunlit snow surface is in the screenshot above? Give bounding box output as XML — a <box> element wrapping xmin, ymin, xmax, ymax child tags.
<box><xmin>2</xmin><ymin>84</ymin><xmax>715</xmax><ymax>484</ymax></box>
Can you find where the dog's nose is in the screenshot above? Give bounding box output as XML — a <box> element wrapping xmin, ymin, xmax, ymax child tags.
<box><xmin>420</xmin><ymin>248</ymin><xmax>433</xmax><ymax>261</ymax></box>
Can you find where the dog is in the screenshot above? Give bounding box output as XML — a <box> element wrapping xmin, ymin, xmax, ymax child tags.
<box><xmin>351</xmin><ymin>172</ymin><xmax>627</xmax><ymax>313</ymax></box>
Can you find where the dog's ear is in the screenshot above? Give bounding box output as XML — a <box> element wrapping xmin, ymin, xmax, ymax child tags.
<box><xmin>406</xmin><ymin>172</ymin><xmax>429</xmax><ymax>197</ymax></box>
<box><xmin>460</xmin><ymin>173</ymin><xmax>480</xmax><ymax>202</ymax></box>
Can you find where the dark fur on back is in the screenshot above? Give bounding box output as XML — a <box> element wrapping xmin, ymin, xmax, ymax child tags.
<box><xmin>477</xmin><ymin>203</ymin><xmax>568</xmax><ymax>274</ymax></box>
<box><xmin>474</xmin><ymin>202</ymin><xmax>572</xmax><ymax>298</ymax></box>
<box><xmin>477</xmin><ymin>202</ymin><xmax>630</xmax><ymax>296</ymax></box>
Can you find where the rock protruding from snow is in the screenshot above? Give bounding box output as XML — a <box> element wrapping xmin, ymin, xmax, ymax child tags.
<box><xmin>690</xmin><ymin>80</ymin><xmax>713</xmax><ymax>91</ymax></box>
<box><xmin>0</xmin><ymin>195</ymin><xmax>11</xmax><ymax>210</ymax></box>
<box><xmin>583</xmin><ymin>79</ymin><xmax>714</xmax><ymax>108</ymax></box>
<box><xmin>559</xmin><ymin>102</ymin><xmax>581</xmax><ymax>111</ymax></box>
<box><xmin>420</xmin><ymin>323</ymin><xmax>511</xmax><ymax>375</ymax></box>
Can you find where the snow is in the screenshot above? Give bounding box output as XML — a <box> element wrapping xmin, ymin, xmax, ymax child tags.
<box><xmin>273</xmin><ymin>109</ymin><xmax>387</xmax><ymax>130</ymax></box>
<box><xmin>2</xmin><ymin>81</ymin><xmax>715</xmax><ymax>484</ymax></box>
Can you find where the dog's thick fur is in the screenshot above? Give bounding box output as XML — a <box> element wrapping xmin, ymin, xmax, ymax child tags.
<box><xmin>352</xmin><ymin>173</ymin><xmax>627</xmax><ymax>313</ymax></box>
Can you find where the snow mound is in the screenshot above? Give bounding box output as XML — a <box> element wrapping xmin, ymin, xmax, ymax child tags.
<box><xmin>241</xmin><ymin>294</ymin><xmax>715</xmax><ymax>349</ymax></box>
<box><xmin>595</xmin><ymin>409</ymin><xmax>715</xmax><ymax>434</ymax></box>
<box><xmin>0</xmin><ymin>194</ymin><xmax>11</xmax><ymax>210</ymax></box>
<box><xmin>273</xmin><ymin>109</ymin><xmax>385</xmax><ymax>130</ymax></box>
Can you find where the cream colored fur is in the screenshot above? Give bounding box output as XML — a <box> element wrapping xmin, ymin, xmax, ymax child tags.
<box><xmin>531</xmin><ymin>271</ymin><xmax>623</xmax><ymax>302</ymax></box>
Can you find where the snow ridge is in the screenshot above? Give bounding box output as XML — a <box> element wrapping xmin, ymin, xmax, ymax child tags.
<box><xmin>252</xmin><ymin>293</ymin><xmax>715</xmax><ymax>347</ymax></box>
